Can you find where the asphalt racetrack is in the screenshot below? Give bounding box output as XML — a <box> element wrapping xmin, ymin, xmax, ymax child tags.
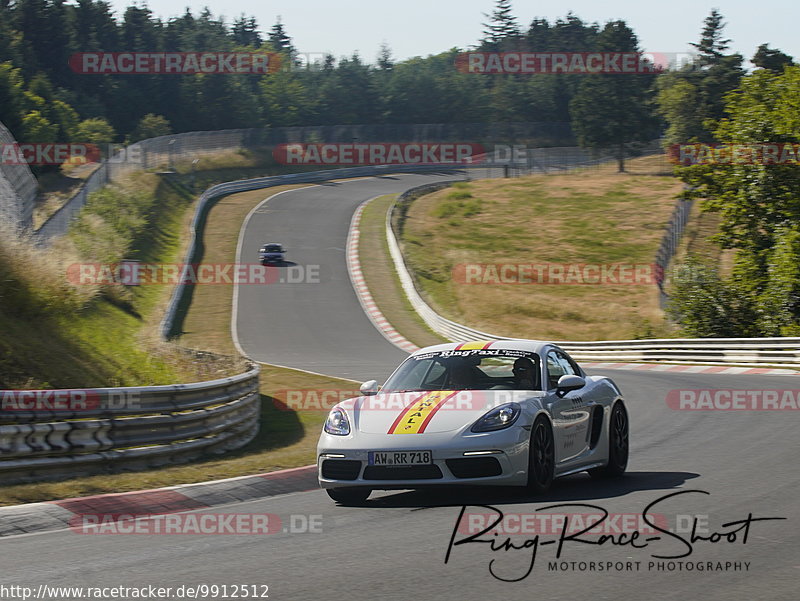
<box><xmin>2</xmin><ymin>174</ymin><xmax>797</xmax><ymax>601</ymax></box>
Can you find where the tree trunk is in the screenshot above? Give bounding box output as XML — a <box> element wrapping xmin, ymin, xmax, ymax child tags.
<box><xmin>617</xmin><ymin>143</ymin><xmax>625</xmax><ymax>172</ymax></box>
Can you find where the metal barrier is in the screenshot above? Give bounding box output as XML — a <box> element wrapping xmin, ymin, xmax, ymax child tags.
<box><xmin>30</xmin><ymin>123</ymin><xmax>663</xmax><ymax>245</ymax></box>
<box><xmin>386</xmin><ymin>183</ymin><xmax>800</xmax><ymax>369</ymax></box>
<box><xmin>0</xmin><ymin>365</ymin><xmax>260</xmax><ymax>482</ymax></box>
<box><xmin>31</xmin><ymin>123</ymin><xmax>575</xmax><ymax>244</ymax></box>
<box><xmin>0</xmin><ymin>120</ymin><xmax>37</xmax><ymax>231</ymax></box>
<box><xmin>159</xmin><ymin>164</ymin><xmax>464</xmax><ymax>339</ymax></box>
<box><xmin>654</xmin><ymin>199</ymin><xmax>693</xmax><ymax>306</ymax></box>
<box><xmin>3</xmin><ymin>148</ymin><xmax>794</xmax><ymax>485</ymax></box>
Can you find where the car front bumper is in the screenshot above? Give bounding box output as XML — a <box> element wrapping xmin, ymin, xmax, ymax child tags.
<box><xmin>317</xmin><ymin>427</ymin><xmax>531</xmax><ymax>489</ymax></box>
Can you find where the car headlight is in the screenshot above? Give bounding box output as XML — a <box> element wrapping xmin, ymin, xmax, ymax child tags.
<box><xmin>471</xmin><ymin>402</ymin><xmax>521</xmax><ymax>433</ymax></box>
<box><xmin>324</xmin><ymin>407</ymin><xmax>351</xmax><ymax>436</ymax></box>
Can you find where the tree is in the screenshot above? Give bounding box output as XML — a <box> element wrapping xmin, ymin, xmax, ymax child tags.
<box><xmin>260</xmin><ymin>72</ymin><xmax>315</xmax><ymax>126</ymax></box>
<box><xmin>655</xmin><ymin>75</ymin><xmax>705</xmax><ymax>145</ymax></box>
<box><xmin>569</xmin><ymin>21</ymin><xmax>660</xmax><ymax>171</ymax></box>
<box><xmin>690</xmin><ymin>9</ymin><xmax>731</xmax><ymax>67</ymax></box>
<box><xmin>752</xmin><ymin>44</ymin><xmax>794</xmax><ymax>72</ymax></box>
<box><xmin>676</xmin><ymin>66</ymin><xmax>800</xmax><ymax>335</ymax></box>
<box><xmin>526</xmin><ymin>18</ymin><xmax>551</xmax><ymax>52</ymax></box>
<box><xmin>550</xmin><ymin>12</ymin><xmax>598</xmax><ymax>51</ymax></box>
<box><xmin>74</xmin><ymin>117</ymin><xmax>116</xmax><ymax>144</ymax></box>
<box><xmin>480</xmin><ymin>0</ymin><xmax>521</xmax><ymax>51</ymax></box>
<box><xmin>48</xmin><ymin>99</ymin><xmax>80</xmax><ymax>141</ymax></box>
<box><xmin>666</xmin><ymin>258</ymin><xmax>760</xmax><ymax>337</ymax></box>
<box><xmin>656</xmin><ymin>10</ymin><xmax>743</xmax><ymax>145</ymax></box>
<box><xmin>268</xmin><ymin>16</ymin><xmax>295</xmax><ymax>56</ymax></box>
<box><xmin>131</xmin><ymin>114</ymin><xmax>171</xmax><ymax>142</ymax></box>
<box><xmin>377</xmin><ymin>43</ymin><xmax>394</xmax><ymax>71</ymax></box>
<box><xmin>21</xmin><ymin>110</ymin><xmax>57</xmax><ymax>142</ymax></box>
<box><xmin>232</xmin><ymin>15</ymin><xmax>261</xmax><ymax>48</ymax></box>
<box><xmin>0</xmin><ymin>62</ymin><xmax>26</xmax><ymax>136</ymax></box>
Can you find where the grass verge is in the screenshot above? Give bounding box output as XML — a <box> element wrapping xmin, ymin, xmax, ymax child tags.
<box><xmin>357</xmin><ymin>194</ymin><xmax>448</xmax><ymax>348</ymax></box>
<box><xmin>0</xmin><ymin>364</ymin><xmax>354</xmax><ymax>506</ymax></box>
<box><xmin>1</xmin><ymin>176</ymin><xmax>362</xmax><ymax>504</ymax></box>
<box><xmin>399</xmin><ymin>155</ymin><xmax>683</xmax><ymax>341</ymax></box>
<box><xmin>1</xmin><ymin>171</ymin><xmax>208</xmax><ymax>389</ymax></box>
<box><xmin>177</xmin><ymin>185</ymin><xmax>305</xmax><ymax>353</ymax></box>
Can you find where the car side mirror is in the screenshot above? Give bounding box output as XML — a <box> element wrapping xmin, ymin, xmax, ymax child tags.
<box><xmin>360</xmin><ymin>380</ymin><xmax>379</xmax><ymax>396</ymax></box>
<box><xmin>556</xmin><ymin>374</ymin><xmax>585</xmax><ymax>397</ymax></box>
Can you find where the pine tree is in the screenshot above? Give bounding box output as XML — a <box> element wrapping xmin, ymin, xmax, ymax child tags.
<box><xmin>526</xmin><ymin>18</ymin><xmax>551</xmax><ymax>52</ymax></box>
<box><xmin>232</xmin><ymin>15</ymin><xmax>261</xmax><ymax>48</ymax></box>
<box><xmin>752</xmin><ymin>44</ymin><xmax>794</xmax><ymax>72</ymax></box>
<box><xmin>569</xmin><ymin>21</ymin><xmax>660</xmax><ymax>172</ymax></box>
<box><xmin>268</xmin><ymin>16</ymin><xmax>295</xmax><ymax>56</ymax></box>
<box><xmin>690</xmin><ymin>9</ymin><xmax>731</xmax><ymax>67</ymax></box>
<box><xmin>480</xmin><ymin>0</ymin><xmax>521</xmax><ymax>51</ymax></box>
<box><xmin>377</xmin><ymin>43</ymin><xmax>393</xmax><ymax>71</ymax></box>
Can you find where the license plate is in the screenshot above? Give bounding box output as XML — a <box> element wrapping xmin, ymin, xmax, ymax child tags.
<box><xmin>368</xmin><ymin>450</ymin><xmax>433</xmax><ymax>466</ymax></box>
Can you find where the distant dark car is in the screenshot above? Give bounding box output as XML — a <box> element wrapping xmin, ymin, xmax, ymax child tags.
<box><xmin>259</xmin><ymin>243</ymin><xmax>285</xmax><ymax>265</ymax></box>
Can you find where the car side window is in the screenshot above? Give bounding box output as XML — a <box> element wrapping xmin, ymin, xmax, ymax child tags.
<box><xmin>546</xmin><ymin>352</ymin><xmax>566</xmax><ymax>389</ymax></box>
<box><xmin>421</xmin><ymin>361</ymin><xmax>447</xmax><ymax>388</ymax></box>
<box><xmin>547</xmin><ymin>351</ymin><xmax>578</xmax><ymax>389</ymax></box>
<box><xmin>392</xmin><ymin>359</ymin><xmax>431</xmax><ymax>389</ymax></box>
<box><xmin>556</xmin><ymin>351</ymin><xmax>581</xmax><ymax>377</ymax></box>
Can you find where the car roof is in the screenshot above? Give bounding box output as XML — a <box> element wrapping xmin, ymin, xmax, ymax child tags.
<box><xmin>410</xmin><ymin>339</ymin><xmax>558</xmax><ymax>356</ymax></box>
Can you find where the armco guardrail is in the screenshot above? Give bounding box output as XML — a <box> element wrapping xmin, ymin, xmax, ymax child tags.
<box><xmin>0</xmin><ymin>365</ymin><xmax>260</xmax><ymax>482</ymax></box>
<box><xmin>0</xmin><ymin>120</ymin><xmax>37</xmax><ymax>231</ymax></box>
<box><xmin>163</xmin><ymin>148</ymin><xmax>654</xmax><ymax>340</ymax></box>
<box><xmin>31</xmin><ymin>122</ymin><xmax>577</xmax><ymax>244</ymax></box>
<box><xmin>387</xmin><ymin>183</ymin><xmax>800</xmax><ymax>369</ymax></box>
<box><xmin>159</xmin><ymin>164</ymin><xmax>465</xmax><ymax>340</ymax></box>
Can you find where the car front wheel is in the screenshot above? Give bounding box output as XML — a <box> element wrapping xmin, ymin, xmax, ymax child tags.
<box><xmin>527</xmin><ymin>416</ymin><xmax>555</xmax><ymax>492</ymax></box>
<box><xmin>326</xmin><ymin>487</ymin><xmax>371</xmax><ymax>505</ymax></box>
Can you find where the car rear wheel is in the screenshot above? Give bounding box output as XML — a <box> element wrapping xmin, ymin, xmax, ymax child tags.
<box><xmin>589</xmin><ymin>402</ymin><xmax>628</xmax><ymax>478</ymax></box>
<box><xmin>527</xmin><ymin>416</ymin><xmax>555</xmax><ymax>492</ymax></box>
<box><xmin>326</xmin><ymin>487</ymin><xmax>371</xmax><ymax>505</ymax></box>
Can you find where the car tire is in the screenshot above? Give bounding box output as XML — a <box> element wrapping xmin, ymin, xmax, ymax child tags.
<box><xmin>589</xmin><ymin>402</ymin><xmax>629</xmax><ymax>478</ymax></box>
<box><xmin>326</xmin><ymin>487</ymin><xmax>371</xmax><ymax>505</ymax></box>
<box><xmin>527</xmin><ymin>416</ymin><xmax>555</xmax><ymax>492</ymax></box>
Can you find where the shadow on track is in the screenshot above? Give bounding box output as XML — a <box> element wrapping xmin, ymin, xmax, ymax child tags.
<box><xmin>358</xmin><ymin>471</ymin><xmax>701</xmax><ymax>508</ymax></box>
<box><xmin>261</xmin><ymin>260</ymin><xmax>298</xmax><ymax>268</ymax></box>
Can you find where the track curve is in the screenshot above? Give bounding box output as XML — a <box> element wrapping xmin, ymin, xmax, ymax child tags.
<box><xmin>2</xmin><ymin>173</ymin><xmax>797</xmax><ymax>601</ymax></box>
<box><xmin>233</xmin><ymin>173</ymin><xmax>461</xmax><ymax>381</ymax></box>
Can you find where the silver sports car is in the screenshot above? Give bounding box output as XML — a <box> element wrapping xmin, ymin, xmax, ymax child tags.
<box><xmin>317</xmin><ymin>339</ymin><xmax>629</xmax><ymax>504</ymax></box>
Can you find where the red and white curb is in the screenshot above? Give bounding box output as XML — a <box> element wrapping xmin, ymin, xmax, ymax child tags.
<box><xmin>0</xmin><ymin>465</ymin><xmax>318</xmax><ymax>537</ymax></box>
<box><xmin>581</xmin><ymin>362</ymin><xmax>796</xmax><ymax>375</ymax></box>
<box><xmin>345</xmin><ymin>200</ymin><xmax>796</xmax><ymax>378</ymax></box>
<box><xmin>346</xmin><ymin>200</ymin><xmax>419</xmax><ymax>353</ymax></box>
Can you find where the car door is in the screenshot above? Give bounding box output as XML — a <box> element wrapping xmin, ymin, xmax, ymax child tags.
<box><xmin>543</xmin><ymin>350</ymin><xmax>592</xmax><ymax>464</ymax></box>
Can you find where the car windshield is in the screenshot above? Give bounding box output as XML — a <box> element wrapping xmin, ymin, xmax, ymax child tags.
<box><xmin>262</xmin><ymin>244</ymin><xmax>283</xmax><ymax>252</ymax></box>
<box><xmin>383</xmin><ymin>349</ymin><xmax>541</xmax><ymax>391</ymax></box>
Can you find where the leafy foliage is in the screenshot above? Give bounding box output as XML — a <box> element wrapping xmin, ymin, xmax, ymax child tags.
<box><xmin>670</xmin><ymin>66</ymin><xmax>800</xmax><ymax>336</ymax></box>
<box><xmin>569</xmin><ymin>21</ymin><xmax>660</xmax><ymax>171</ymax></box>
